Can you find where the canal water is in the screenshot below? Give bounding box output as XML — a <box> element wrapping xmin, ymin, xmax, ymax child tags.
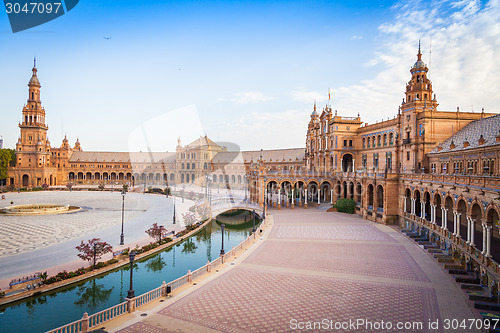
<box><xmin>0</xmin><ymin>220</ymin><xmax>257</xmax><ymax>333</ymax></box>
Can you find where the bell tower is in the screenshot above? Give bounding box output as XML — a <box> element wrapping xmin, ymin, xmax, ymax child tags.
<box><xmin>400</xmin><ymin>43</ymin><xmax>439</xmax><ymax>173</ymax></box>
<box><xmin>16</xmin><ymin>59</ymin><xmax>51</xmax><ymax>171</ymax></box>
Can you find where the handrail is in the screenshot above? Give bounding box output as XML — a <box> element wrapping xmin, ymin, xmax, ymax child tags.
<box><xmin>88</xmin><ymin>301</ymin><xmax>127</xmax><ymax>328</ymax></box>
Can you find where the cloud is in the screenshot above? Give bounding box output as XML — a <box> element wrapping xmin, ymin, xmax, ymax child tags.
<box><xmin>350</xmin><ymin>35</ymin><xmax>363</xmax><ymax>40</ymax></box>
<box><xmin>292</xmin><ymin>90</ymin><xmax>328</xmax><ymax>104</ymax></box>
<box><xmin>216</xmin><ymin>109</ymin><xmax>310</xmax><ymax>150</ymax></box>
<box><xmin>223</xmin><ymin>91</ymin><xmax>274</xmax><ymax>104</ymax></box>
<box><xmin>332</xmin><ymin>0</ymin><xmax>500</xmax><ymax>123</ymax></box>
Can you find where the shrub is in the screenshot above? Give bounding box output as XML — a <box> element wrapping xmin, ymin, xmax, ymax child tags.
<box><xmin>0</xmin><ymin>289</ymin><xmax>5</xmax><ymax>298</ymax></box>
<box><xmin>333</xmin><ymin>198</ymin><xmax>356</xmax><ymax>214</ymax></box>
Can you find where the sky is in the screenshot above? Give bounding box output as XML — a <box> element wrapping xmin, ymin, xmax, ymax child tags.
<box><xmin>0</xmin><ymin>0</ymin><xmax>499</xmax><ymax>152</ymax></box>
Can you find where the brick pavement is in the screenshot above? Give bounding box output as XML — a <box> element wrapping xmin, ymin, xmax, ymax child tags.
<box><xmin>113</xmin><ymin>209</ymin><xmax>480</xmax><ymax>333</ymax></box>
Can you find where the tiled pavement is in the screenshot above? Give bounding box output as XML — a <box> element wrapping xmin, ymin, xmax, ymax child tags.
<box><xmin>114</xmin><ymin>209</ymin><xmax>481</xmax><ymax>333</ymax></box>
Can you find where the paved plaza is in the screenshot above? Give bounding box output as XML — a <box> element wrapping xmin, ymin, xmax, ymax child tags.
<box><xmin>0</xmin><ymin>191</ymin><xmax>192</xmax><ymax>284</ymax></box>
<box><xmin>110</xmin><ymin>209</ymin><xmax>480</xmax><ymax>333</ymax></box>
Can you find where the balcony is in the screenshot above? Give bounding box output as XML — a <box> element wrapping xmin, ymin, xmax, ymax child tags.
<box><xmin>403</xmin><ymin>138</ymin><xmax>411</xmax><ymax>144</ymax></box>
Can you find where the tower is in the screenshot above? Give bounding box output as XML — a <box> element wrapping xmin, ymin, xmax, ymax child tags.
<box><xmin>14</xmin><ymin>60</ymin><xmax>52</xmax><ymax>186</ymax></box>
<box><xmin>400</xmin><ymin>43</ymin><xmax>439</xmax><ymax>172</ymax></box>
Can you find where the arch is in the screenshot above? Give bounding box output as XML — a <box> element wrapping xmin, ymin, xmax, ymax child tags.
<box><xmin>342</xmin><ymin>181</ymin><xmax>348</xmax><ymax>199</ymax></box>
<box><xmin>307</xmin><ymin>181</ymin><xmax>319</xmax><ymax>202</ymax></box>
<box><xmin>219</xmin><ymin>174</ymin><xmax>223</xmax><ymax>183</ymax></box>
<box><xmin>49</xmin><ymin>174</ymin><xmax>53</xmax><ymax>186</ymax></box>
<box><xmin>186</xmin><ymin>174</ymin><xmax>190</xmax><ymax>182</ymax></box>
<box><xmin>383</xmin><ymin>133</ymin><xmax>387</xmax><ymax>146</ymax></box>
<box><xmin>320</xmin><ymin>181</ymin><xmax>331</xmax><ymax>203</ymax></box>
<box><xmin>69</xmin><ymin>172</ymin><xmax>75</xmax><ymax>180</ymax></box>
<box><xmin>424</xmin><ymin>191</ymin><xmax>431</xmax><ymax>221</ymax></box>
<box><xmin>376</xmin><ymin>185</ymin><xmax>384</xmax><ymax>211</ymax></box>
<box><xmin>355</xmin><ymin>182</ymin><xmax>362</xmax><ymax>205</ymax></box>
<box><xmin>231</xmin><ymin>175</ymin><xmax>236</xmax><ymax>183</ymax></box>
<box><xmin>86</xmin><ymin>172</ymin><xmax>92</xmax><ymax>181</ymax></box>
<box><xmin>103</xmin><ymin>172</ymin><xmax>109</xmax><ymax>180</ymax></box>
<box><xmin>192</xmin><ymin>163</ymin><xmax>195</xmax><ymax>170</ymax></box>
<box><xmin>170</xmin><ymin>173</ymin><xmax>175</xmax><ymax>182</ymax></box>
<box><xmin>181</xmin><ymin>174</ymin><xmax>185</xmax><ymax>183</ymax></box>
<box><xmin>238</xmin><ymin>175</ymin><xmax>242</xmax><ymax>184</ymax></box>
<box><xmin>22</xmin><ymin>174</ymin><xmax>29</xmax><ymax>187</ymax></box>
<box><xmin>456</xmin><ymin>199</ymin><xmax>468</xmax><ymax>241</ymax></box>
<box><xmin>155</xmin><ymin>173</ymin><xmax>161</xmax><ymax>183</ymax></box>
<box><xmin>126</xmin><ymin>173</ymin><xmax>132</xmax><ymax>181</ymax></box>
<box><xmin>118</xmin><ymin>172</ymin><xmax>124</xmax><ymax>181</ymax></box>
<box><xmin>405</xmin><ymin>188</ymin><xmax>411</xmax><ymax>213</ymax></box>
<box><xmin>367</xmin><ymin>184</ymin><xmax>374</xmax><ymax>208</ymax></box>
<box><xmin>212</xmin><ymin>174</ymin><xmax>217</xmax><ymax>182</ymax></box>
<box><xmin>349</xmin><ymin>181</ymin><xmax>354</xmax><ymax>200</ymax></box>
<box><xmin>434</xmin><ymin>194</ymin><xmax>442</xmax><ymax>227</ymax></box>
<box><xmin>186</xmin><ymin>163</ymin><xmax>190</xmax><ymax>170</ymax></box>
<box><xmin>333</xmin><ymin>181</ymin><xmax>342</xmax><ymax>202</ymax></box>
<box><xmin>77</xmin><ymin>172</ymin><xmax>84</xmax><ymax>180</ymax></box>
<box><xmin>342</xmin><ymin>153</ymin><xmax>354</xmax><ymax>172</ymax></box>
<box><xmin>181</xmin><ymin>163</ymin><xmax>185</xmax><ymax>169</ymax></box>
<box><xmin>444</xmin><ymin>195</ymin><xmax>454</xmax><ymax>232</ymax></box>
<box><xmin>192</xmin><ymin>174</ymin><xmax>195</xmax><ymax>183</ymax></box>
<box><xmin>414</xmin><ymin>190</ymin><xmax>421</xmax><ymax>217</ymax></box>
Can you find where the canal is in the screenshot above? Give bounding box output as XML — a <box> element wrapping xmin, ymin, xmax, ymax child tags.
<box><xmin>0</xmin><ymin>219</ymin><xmax>257</xmax><ymax>333</ymax></box>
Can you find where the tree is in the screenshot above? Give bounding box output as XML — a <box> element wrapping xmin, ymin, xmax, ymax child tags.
<box><xmin>0</xmin><ymin>148</ymin><xmax>16</xmax><ymax>181</ymax></box>
<box><xmin>196</xmin><ymin>204</ymin><xmax>211</xmax><ymax>220</ymax></box>
<box><xmin>182</xmin><ymin>211</ymin><xmax>197</xmax><ymax>227</ymax></box>
<box><xmin>66</xmin><ymin>182</ymin><xmax>73</xmax><ymax>191</ymax></box>
<box><xmin>145</xmin><ymin>223</ymin><xmax>168</xmax><ymax>244</ymax></box>
<box><xmin>76</xmin><ymin>238</ymin><xmax>113</xmax><ymax>269</ymax></box>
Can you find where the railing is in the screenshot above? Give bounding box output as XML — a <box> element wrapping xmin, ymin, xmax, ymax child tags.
<box><xmin>47</xmin><ymin>219</ymin><xmax>262</xmax><ymax>333</ymax></box>
<box><xmin>46</xmin><ymin>318</ymin><xmax>82</xmax><ymax>333</ymax></box>
<box><xmin>88</xmin><ymin>302</ymin><xmax>127</xmax><ymax>328</ymax></box>
<box><xmin>134</xmin><ymin>286</ymin><xmax>162</xmax><ymax>308</ymax></box>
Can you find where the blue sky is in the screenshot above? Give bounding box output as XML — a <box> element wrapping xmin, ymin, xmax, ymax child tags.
<box><xmin>1</xmin><ymin>0</ymin><xmax>499</xmax><ymax>152</ymax></box>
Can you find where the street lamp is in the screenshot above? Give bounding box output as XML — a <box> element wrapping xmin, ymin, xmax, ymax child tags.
<box><xmin>120</xmin><ymin>190</ymin><xmax>126</xmax><ymax>245</ymax></box>
<box><xmin>220</xmin><ymin>223</ymin><xmax>225</xmax><ymax>256</ymax></box>
<box><xmin>127</xmin><ymin>251</ymin><xmax>136</xmax><ymax>299</ymax></box>
<box><xmin>252</xmin><ymin>209</ymin><xmax>256</xmax><ymax>233</ymax></box>
<box><xmin>172</xmin><ymin>196</ymin><xmax>176</xmax><ymax>224</ymax></box>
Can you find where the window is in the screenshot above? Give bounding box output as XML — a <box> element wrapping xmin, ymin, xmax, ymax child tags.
<box><xmin>362</xmin><ymin>138</ymin><xmax>366</xmax><ymax>148</ymax></box>
<box><xmin>349</xmin><ymin>140</ymin><xmax>352</xmax><ymax>147</ymax></box>
<box><xmin>406</xmin><ymin>152</ymin><xmax>410</xmax><ymax>161</ymax></box>
<box><xmin>343</xmin><ymin>140</ymin><xmax>347</xmax><ymax>146</ymax></box>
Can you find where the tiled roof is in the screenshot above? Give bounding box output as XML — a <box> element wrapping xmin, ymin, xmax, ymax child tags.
<box><xmin>429</xmin><ymin>114</ymin><xmax>500</xmax><ymax>154</ymax></box>
<box><xmin>186</xmin><ymin>136</ymin><xmax>222</xmax><ymax>149</ymax></box>
<box><xmin>211</xmin><ymin>148</ymin><xmax>305</xmax><ymax>164</ymax></box>
<box><xmin>69</xmin><ymin>151</ymin><xmax>176</xmax><ymax>163</ymax></box>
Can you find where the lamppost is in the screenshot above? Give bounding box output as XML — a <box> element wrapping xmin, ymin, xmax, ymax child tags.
<box><xmin>172</xmin><ymin>196</ymin><xmax>176</xmax><ymax>224</ymax></box>
<box><xmin>252</xmin><ymin>209</ymin><xmax>256</xmax><ymax>233</ymax></box>
<box><xmin>220</xmin><ymin>223</ymin><xmax>225</xmax><ymax>256</ymax></box>
<box><xmin>120</xmin><ymin>190</ymin><xmax>126</xmax><ymax>245</ymax></box>
<box><xmin>127</xmin><ymin>251</ymin><xmax>136</xmax><ymax>299</ymax></box>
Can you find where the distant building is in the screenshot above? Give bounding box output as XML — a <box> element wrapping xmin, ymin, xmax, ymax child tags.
<box><xmin>0</xmin><ymin>137</ymin><xmax>3</xmax><ymax>149</ymax></box>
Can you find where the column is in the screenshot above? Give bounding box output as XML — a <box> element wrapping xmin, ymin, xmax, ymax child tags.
<box><xmin>317</xmin><ymin>189</ymin><xmax>320</xmax><ymax>204</ymax></box>
<box><xmin>411</xmin><ymin>199</ymin><xmax>415</xmax><ymax>215</ymax></box>
<box><xmin>421</xmin><ymin>202</ymin><xmax>425</xmax><ymax>219</ymax></box>
<box><xmin>456</xmin><ymin>213</ymin><xmax>461</xmax><ymax>237</ymax></box>
<box><xmin>466</xmin><ymin>217</ymin><xmax>471</xmax><ymax>244</ymax></box>
<box><xmin>291</xmin><ymin>189</ymin><xmax>295</xmax><ymax>209</ymax></box>
<box><xmin>278</xmin><ymin>189</ymin><xmax>281</xmax><ymax>210</ymax></box>
<box><xmin>304</xmin><ymin>189</ymin><xmax>308</xmax><ymax>208</ymax></box>
<box><xmin>470</xmin><ymin>218</ymin><xmax>475</xmax><ymax>246</ymax></box>
<box><xmin>442</xmin><ymin>208</ymin><xmax>448</xmax><ymax>230</ymax></box>
<box><xmin>482</xmin><ymin>224</ymin><xmax>487</xmax><ymax>254</ymax></box>
<box><xmin>486</xmin><ymin>225</ymin><xmax>492</xmax><ymax>257</ymax></box>
<box><xmin>430</xmin><ymin>205</ymin><xmax>435</xmax><ymax>223</ymax></box>
<box><xmin>330</xmin><ymin>189</ymin><xmax>333</xmax><ymax>204</ymax></box>
<box><xmin>404</xmin><ymin>197</ymin><xmax>407</xmax><ymax>214</ymax></box>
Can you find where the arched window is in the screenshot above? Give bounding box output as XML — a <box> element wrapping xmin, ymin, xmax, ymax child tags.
<box><xmin>367</xmin><ymin>137</ymin><xmax>370</xmax><ymax>147</ymax></box>
<box><xmin>187</xmin><ymin>163</ymin><xmax>190</xmax><ymax>169</ymax></box>
<box><xmin>389</xmin><ymin>133</ymin><xmax>394</xmax><ymax>145</ymax></box>
<box><xmin>383</xmin><ymin>134</ymin><xmax>387</xmax><ymax>146</ymax></box>
<box><xmin>192</xmin><ymin>163</ymin><xmax>195</xmax><ymax>169</ymax></box>
<box><xmin>377</xmin><ymin>135</ymin><xmax>381</xmax><ymax>147</ymax></box>
<box><xmin>31</xmin><ymin>92</ymin><xmax>34</xmax><ymax>100</ymax></box>
<box><xmin>181</xmin><ymin>163</ymin><xmax>184</xmax><ymax>169</ymax></box>
<box><xmin>203</xmin><ymin>162</ymin><xmax>207</xmax><ymax>170</ymax></box>
<box><xmin>362</xmin><ymin>138</ymin><xmax>366</xmax><ymax>148</ymax></box>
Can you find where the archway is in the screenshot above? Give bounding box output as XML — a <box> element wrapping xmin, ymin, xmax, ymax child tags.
<box><xmin>470</xmin><ymin>203</ymin><xmax>483</xmax><ymax>250</ymax></box>
<box><xmin>424</xmin><ymin>192</ymin><xmax>431</xmax><ymax>221</ymax></box>
<box><xmin>405</xmin><ymin>188</ymin><xmax>411</xmax><ymax>213</ymax></box>
<box><xmin>376</xmin><ymin>185</ymin><xmax>384</xmax><ymax>212</ymax></box>
<box><xmin>434</xmin><ymin>194</ymin><xmax>442</xmax><ymax>226</ymax></box>
<box><xmin>22</xmin><ymin>174</ymin><xmax>29</xmax><ymax>187</ymax></box>
<box><xmin>342</xmin><ymin>181</ymin><xmax>348</xmax><ymax>199</ymax></box>
<box><xmin>307</xmin><ymin>181</ymin><xmax>319</xmax><ymax>203</ymax></box>
<box><xmin>414</xmin><ymin>190</ymin><xmax>421</xmax><ymax>217</ymax></box>
<box><xmin>367</xmin><ymin>184</ymin><xmax>374</xmax><ymax>208</ymax></box>
<box><xmin>349</xmin><ymin>182</ymin><xmax>354</xmax><ymax>200</ymax></box>
<box><xmin>487</xmin><ymin>208</ymin><xmax>500</xmax><ymax>262</ymax></box>
<box><xmin>355</xmin><ymin>182</ymin><xmax>362</xmax><ymax>205</ymax></box>
<box><xmin>342</xmin><ymin>153</ymin><xmax>354</xmax><ymax>172</ymax></box>
<box><xmin>456</xmin><ymin>199</ymin><xmax>468</xmax><ymax>241</ymax></box>
<box><xmin>444</xmin><ymin>196</ymin><xmax>454</xmax><ymax>232</ymax></box>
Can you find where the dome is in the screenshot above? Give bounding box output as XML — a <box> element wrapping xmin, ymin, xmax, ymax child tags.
<box><xmin>311</xmin><ymin>109</ymin><xmax>318</xmax><ymax>116</ymax></box>
<box><xmin>413</xmin><ymin>59</ymin><xmax>427</xmax><ymax>69</ymax></box>
<box><xmin>29</xmin><ymin>67</ymin><xmax>40</xmax><ymax>86</ymax></box>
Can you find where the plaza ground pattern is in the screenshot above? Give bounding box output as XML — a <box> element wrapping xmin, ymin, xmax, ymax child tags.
<box><xmin>111</xmin><ymin>208</ymin><xmax>480</xmax><ymax>333</ymax></box>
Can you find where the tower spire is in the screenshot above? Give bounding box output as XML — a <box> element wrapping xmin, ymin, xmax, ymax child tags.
<box><xmin>417</xmin><ymin>40</ymin><xmax>422</xmax><ymax>61</ymax></box>
<box><xmin>34</xmin><ymin>57</ymin><xmax>36</xmax><ymax>68</ymax></box>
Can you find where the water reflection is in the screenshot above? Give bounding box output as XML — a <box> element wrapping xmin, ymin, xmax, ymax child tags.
<box><xmin>182</xmin><ymin>238</ymin><xmax>198</xmax><ymax>254</ymax></box>
<box><xmin>74</xmin><ymin>279</ymin><xmax>114</xmax><ymax>311</ymax></box>
<box><xmin>146</xmin><ymin>253</ymin><xmax>167</xmax><ymax>273</ymax></box>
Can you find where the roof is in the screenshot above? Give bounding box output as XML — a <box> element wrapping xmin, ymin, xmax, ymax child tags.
<box><xmin>210</xmin><ymin>148</ymin><xmax>305</xmax><ymax>164</ymax></box>
<box><xmin>69</xmin><ymin>151</ymin><xmax>176</xmax><ymax>163</ymax></box>
<box><xmin>429</xmin><ymin>114</ymin><xmax>500</xmax><ymax>154</ymax></box>
<box><xmin>186</xmin><ymin>136</ymin><xmax>222</xmax><ymax>149</ymax></box>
